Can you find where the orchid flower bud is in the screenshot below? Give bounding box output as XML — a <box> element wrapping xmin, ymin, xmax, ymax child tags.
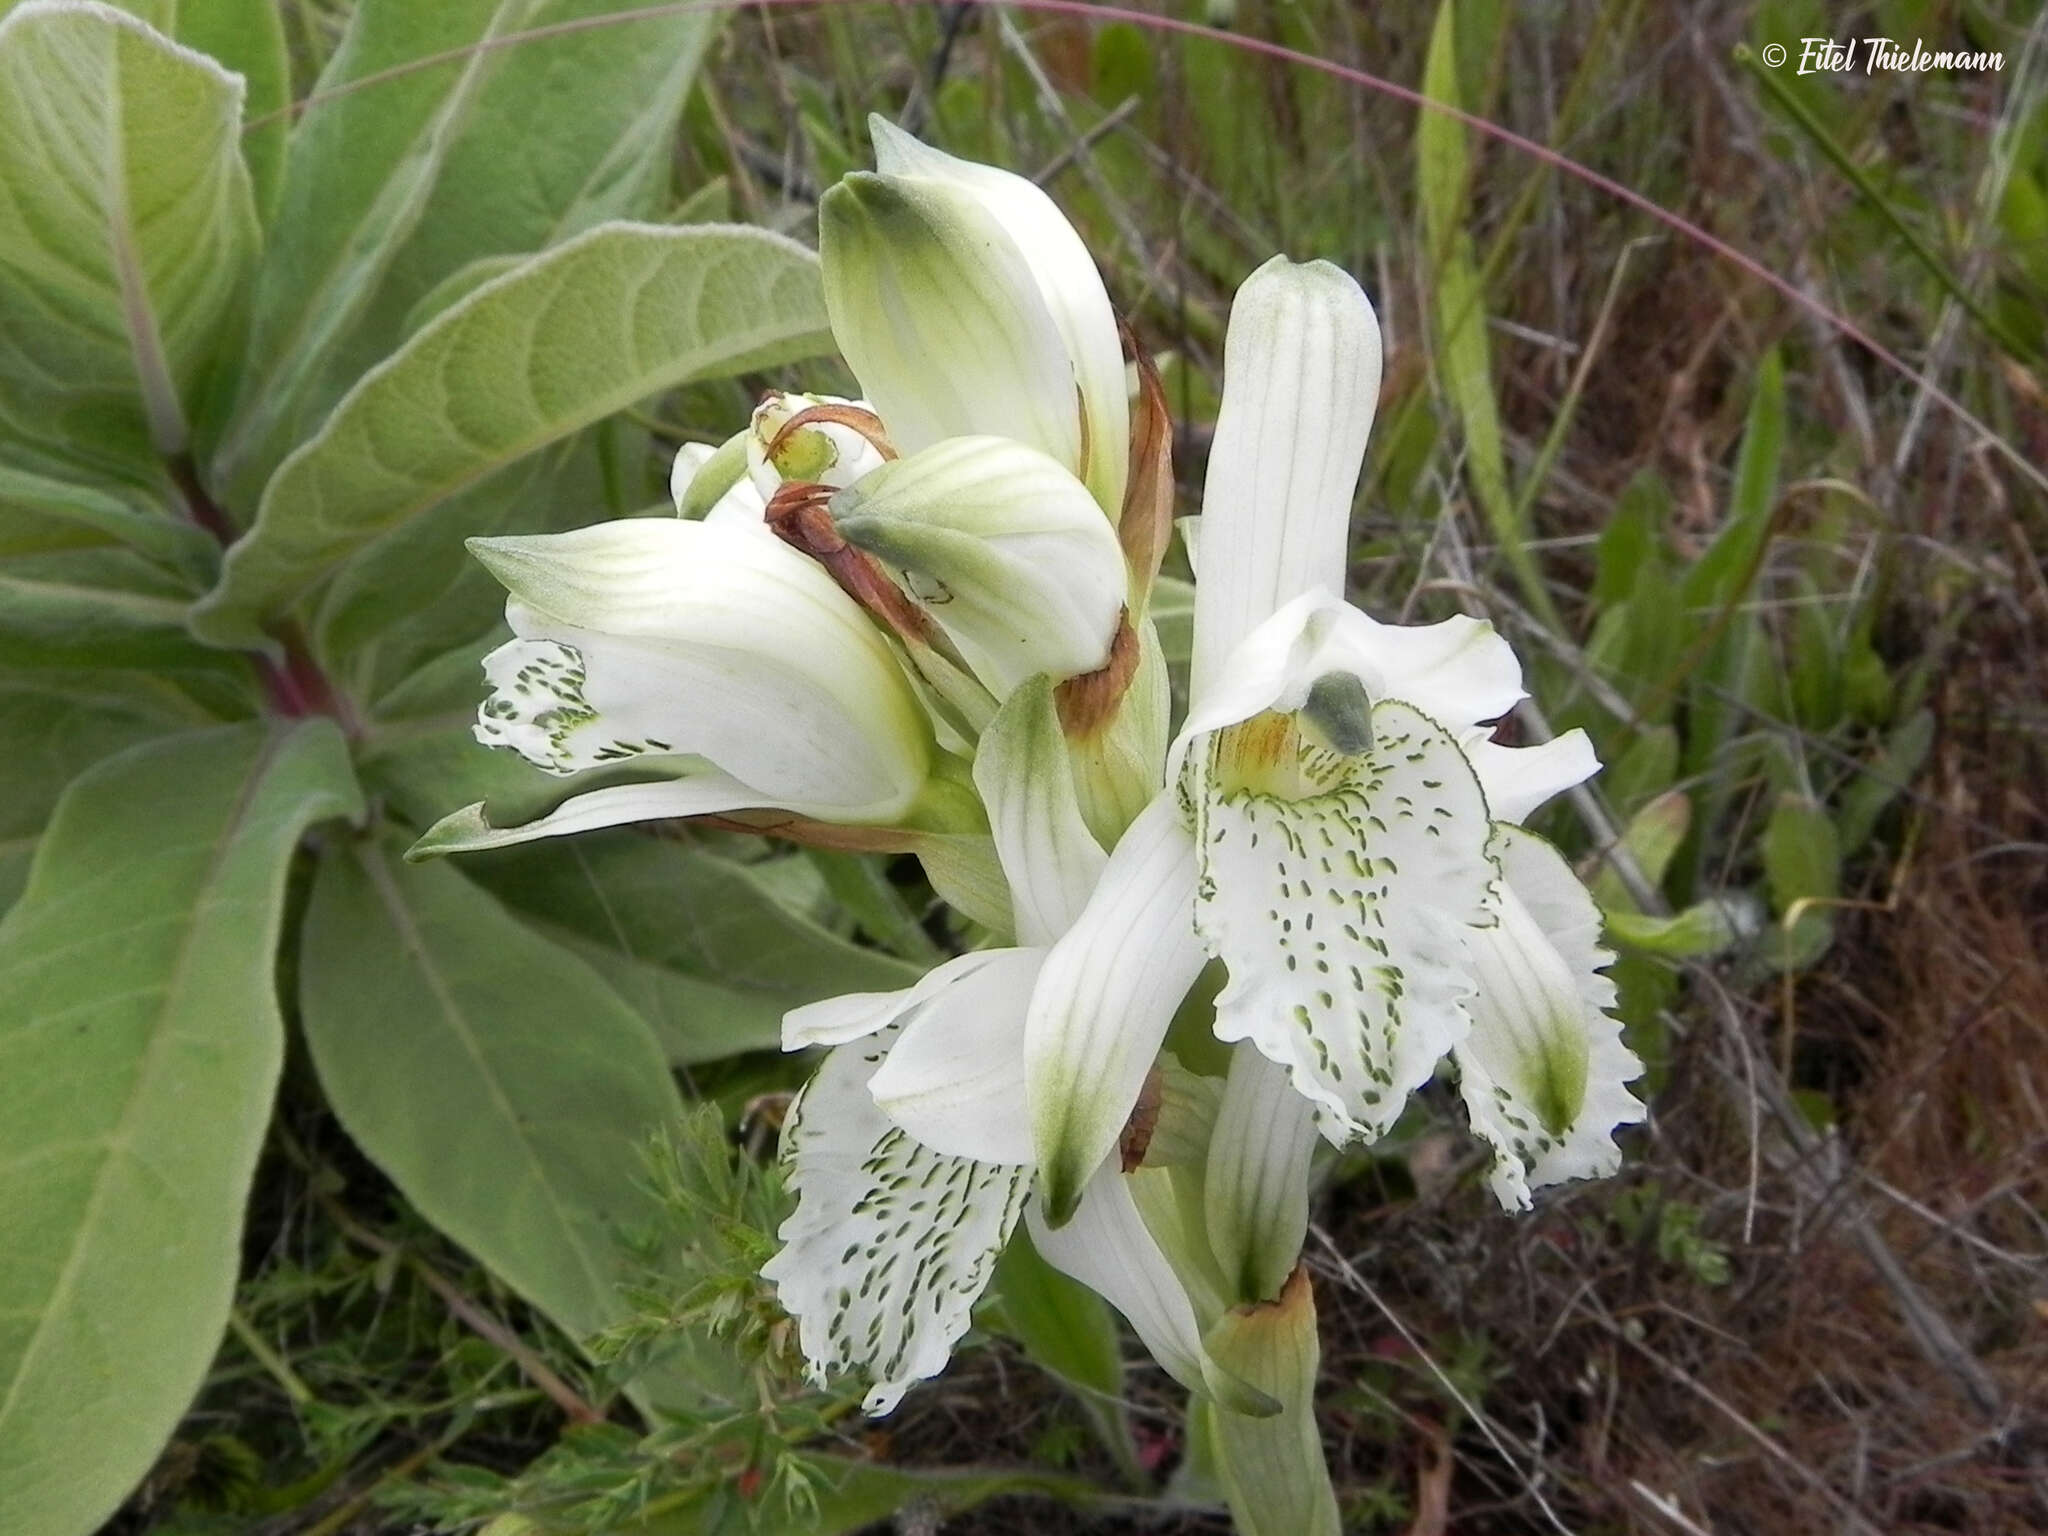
<box><xmin>820</xmin><ymin>117</ymin><xmax>1129</xmax><ymax>520</ymax></box>
<box><xmin>745</xmin><ymin>390</ymin><xmax>890</xmax><ymax>499</ymax></box>
<box><xmin>671</xmin><ymin>392</ymin><xmax>889</xmax><ymax>528</ymax></box>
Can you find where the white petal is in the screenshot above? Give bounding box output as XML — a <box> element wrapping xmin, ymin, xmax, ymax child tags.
<box><xmin>973</xmin><ymin>677</ymin><xmax>1107</xmax><ymax>946</ymax></box>
<box><xmin>764</xmin><ymin>1025</ymin><xmax>1031</xmax><ymax>1415</ymax></box>
<box><xmin>868</xmin><ymin>946</ymin><xmax>1041</xmax><ymax>1164</ymax></box>
<box><xmin>471</xmin><ymin>519</ymin><xmax>929</xmax><ymax>817</ymax></box>
<box><xmin>1190</xmin><ymin>258</ymin><xmax>1383</xmax><ymax>701</ymax></box>
<box><xmin>868</xmin><ymin>117</ymin><xmax>1128</xmax><ymax>517</ymax></box>
<box><xmin>782</xmin><ymin>946</ymin><xmax>1017</xmax><ymax>1051</ymax></box>
<box><xmin>1461</xmin><ymin>728</ymin><xmax>1599</xmax><ymax>824</ymax></box>
<box><xmin>408</xmin><ymin>772</ymin><xmax>765</xmax><ymax>859</ymax></box>
<box><xmin>1026</xmin><ymin>1162</ymin><xmax>1273</xmax><ymax>1415</ymax></box>
<box><xmin>821</xmin><ymin>173</ymin><xmax>1082</xmax><ymax>485</ymax></box>
<box><xmin>1182</xmin><ymin>594</ymin><xmax>1524</xmax><ymax>757</ymax></box>
<box><xmin>1313</xmin><ymin>603</ymin><xmax>1525</xmax><ymax>725</ymax></box>
<box><xmin>701</xmin><ymin>477</ymin><xmax>769</xmax><ymax>527</ymax></box>
<box><xmin>1025</xmin><ymin>792</ymin><xmax>1209</xmax><ymax>1222</ymax></box>
<box><xmin>1454</xmin><ymin>826</ymin><xmax>1645</xmax><ymax>1209</ymax></box>
<box><xmin>1195</xmin><ymin>701</ymin><xmax>1497</xmax><ymax>1144</ymax></box>
<box><xmin>834</xmin><ymin>437</ymin><xmax>1125</xmax><ymax>699</ymax></box>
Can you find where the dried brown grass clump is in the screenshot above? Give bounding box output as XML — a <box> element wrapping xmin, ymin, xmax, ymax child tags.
<box><xmin>1572</xmin><ymin>633</ymin><xmax>2046</xmax><ymax>1533</ymax></box>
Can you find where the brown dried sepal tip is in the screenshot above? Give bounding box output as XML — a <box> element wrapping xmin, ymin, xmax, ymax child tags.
<box><xmin>765</xmin><ymin>480</ymin><xmax>936</xmax><ymax>649</ymax></box>
<box><xmin>1118</xmin><ymin>1064</ymin><xmax>1165</xmax><ymax>1172</ymax></box>
<box><xmin>1231</xmin><ymin>1259</ymin><xmax>1314</xmax><ymax>1322</ymax></box>
<box><xmin>1116</xmin><ymin>317</ymin><xmax>1175</xmax><ymax>591</ymax></box>
<box><xmin>1055</xmin><ymin>608</ymin><xmax>1140</xmax><ymax>738</ymax></box>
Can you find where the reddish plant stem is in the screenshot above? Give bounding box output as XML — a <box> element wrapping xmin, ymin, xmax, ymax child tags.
<box><xmin>167</xmin><ymin>452</ymin><xmax>356</xmax><ymax>731</ymax></box>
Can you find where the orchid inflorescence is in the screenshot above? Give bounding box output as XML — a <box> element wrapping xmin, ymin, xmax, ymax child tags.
<box><xmin>416</xmin><ymin>115</ymin><xmax>1644</xmax><ymax>1529</ymax></box>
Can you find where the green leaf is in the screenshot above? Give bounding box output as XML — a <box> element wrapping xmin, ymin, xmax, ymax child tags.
<box><xmin>458</xmin><ymin>831</ymin><xmax>925</xmax><ymax>1057</ymax></box>
<box><xmin>193</xmin><ymin>223</ymin><xmax>834</xmax><ymax>647</ymax></box>
<box><xmin>1605</xmin><ymin>897</ymin><xmax>1750</xmax><ymax>959</ymax></box>
<box><xmin>1592</xmin><ymin>470</ymin><xmax>1672</xmax><ymax>609</ymax></box>
<box><xmin>0</xmin><ymin>720</ymin><xmax>362</xmax><ymax>1536</ymax></box>
<box><xmin>169</xmin><ymin>0</ymin><xmax>292</xmax><ymax>227</ymax></box>
<box><xmin>991</xmin><ymin>1231</ymin><xmax>1125</xmax><ymax>1398</ymax></box>
<box><xmin>0</xmin><ymin>547</ymin><xmax>225</xmax><ymax>670</ymax></box>
<box><xmin>0</xmin><ymin>2</ymin><xmax>258</xmax><ymax>480</ymax></box>
<box><xmin>297</xmin><ymin>834</ymin><xmax>730</xmax><ymax>1409</ymax></box>
<box><xmin>1760</xmin><ymin>791</ymin><xmax>1840</xmax><ymax>969</ymax></box>
<box><xmin>0</xmin><ymin>668</ymin><xmax>216</xmax><ymax>835</ymax></box>
<box><xmin>0</xmin><ymin>667</ymin><xmax>224</xmax><ymax>917</ymax></box>
<box><xmin>803</xmin><ymin>849</ymin><xmax>945</xmax><ymax>965</ymax></box>
<box><xmin>399</xmin><ymin>253</ymin><xmax>529</xmax><ymax>340</ymax></box>
<box><xmin>1762</xmin><ymin>793</ymin><xmax>1841</xmax><ymax>913</ymax></box>
<box><xmin>309</xmin><ymin>434</ymin><xmax>593</xmax><ymax>682</ymax></box>
<box><xmin>1595</xmin><ymin>789</ymin><xmax>1692</xmax><ymax>909</ymax></box>
<box><xmin>211</xmin><ymin>0</ymin><xmax>725</xmax><ymax>498</ymax></box>
<box><xmin>1598</xmin><ymin>722</ymin><xmax>1679</xmax><ymax>820</ymax></box>
<box><xmin>1415</xmin><ymin>0</ymin><xmax>1553</xmax><ymax>630</ymax></box>
<box><xmin>990</xmin><ymin>1230</ymin><xmax>1141</xmax><ymax>1484</ymax></box>
<box><xmin>0</xmin><ymin>464</ymin><xmax>216</xmax><ymax>583</ymax></box>
<box><xmin>1682</xmin><ymin>349</ymin><xmax>1786</xmax><ymax>609</ymax></box>
<box><xmin>1838</xmin><ymin>708</ymin><xmax>1932</xmax><ymax>855</ymax></box>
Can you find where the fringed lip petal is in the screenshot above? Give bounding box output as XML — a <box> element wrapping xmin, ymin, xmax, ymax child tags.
<box><xmin>1189</xmin><ymin>257</ymin><xmax>1384</xmax><ymax>702</ymax></box>
<box><xmin>764</xmin><ymin>1024</ymin><xmax>1031</xmax><ymax>1415</ymax></box>
<box><xmin>1193</xmin><ymin>702</ymin><xmax>1498</xmax><ymax>1145</ymax></box>
<box><xmin>1454</xmin><ymin>826</ymin><xmax>1646</xmax><ymax>1209</ymax></box>
<box><xmin>1025</xmin><ymin>791</ymin><xmax>1208</xmax><ymax>1224</ymax></box>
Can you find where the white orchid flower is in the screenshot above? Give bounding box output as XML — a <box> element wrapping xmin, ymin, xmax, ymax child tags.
<box><xmin>764</xmin><ymin>679</ymin><xmax>1268</xmax><ymax>1417</ymax></box>
<box><xmin>410</xmin><ymin>517</ymin><xmax>943</xmax><ymax>856</ymax></box>
<box><xmin>1023</xmin><ymin>256</ymin><xmax>1643</xmax><ymax>1223</ymax></box>
<box><xmin>821</xmin><ymin>115</ymin><xmax>1130</xmax><ymax>521</ymax></box>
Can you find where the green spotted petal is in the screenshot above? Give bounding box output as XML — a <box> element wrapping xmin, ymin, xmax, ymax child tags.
<box><xmin>1194</xmin><ymin>701</ymin><xmax>1497</xmax><ymax>1143</ymax></box>
<box><xmin>1454</xmin><ymin>826</ymin><xmax>1646</xmax><ymax>1209</ymax></box>
<box><xmin>763</xmin><ymin>1024</ymin><xmax>1031</xmax><ymax>1415</ymax></box>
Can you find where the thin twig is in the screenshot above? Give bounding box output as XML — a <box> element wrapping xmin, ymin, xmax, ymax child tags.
<box><xmin>317</xmin><ymin>1193</ymin><xmax>604</xmax><ymax>1426</ymax></box>
<box><xmin>1309</xmin><ymin>1225</ymin><xmax>1575</xmax><ymax>1536</ymax></box>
